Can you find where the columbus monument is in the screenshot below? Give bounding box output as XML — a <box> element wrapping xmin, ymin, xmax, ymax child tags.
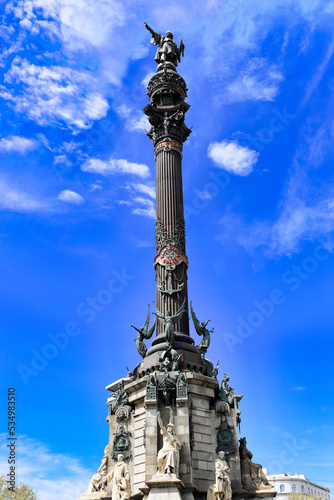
<box><xmin>78</xmin><ymin>24</ymin><xmax>276</xmax><ymax>500</ymax></box>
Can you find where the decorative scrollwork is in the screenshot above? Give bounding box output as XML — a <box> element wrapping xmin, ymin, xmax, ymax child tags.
<box><xmin>155</xmin><ymin>215</ymin><xmax>186</xmax><ymax>254</ymax></box>
<box><xmin>147</xmin><ymin>70</ymin><xmax>188</xmax><ymax>99</ymax></box>
<box><xmin>143</xmin><ymin>102</ymin><xmax>191</xmax><ymax>145</ymax></box>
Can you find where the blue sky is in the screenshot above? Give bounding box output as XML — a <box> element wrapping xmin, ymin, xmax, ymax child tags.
<box><xmin>0</xmin><ymin>0</ymin><xmax>334</xmax><ymax>498</ymax></box>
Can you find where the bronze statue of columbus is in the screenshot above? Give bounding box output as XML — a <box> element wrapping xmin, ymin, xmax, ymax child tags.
<box><xmin>144</xmin><ymin>22</ymin><xmax>185</xmax><ymax>67</ymax></box>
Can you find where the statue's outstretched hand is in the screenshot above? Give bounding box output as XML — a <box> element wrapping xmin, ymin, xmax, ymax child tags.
<box><xmin>144</xmin><ymin>22</ymin><xmax>154</xmax><ymax>35</ymax></box>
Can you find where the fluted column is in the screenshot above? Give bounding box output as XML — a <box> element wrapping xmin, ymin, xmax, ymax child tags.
<box><xmin>155</xmin><ymin>148</ymin><xmax>189</xmax><ymax>336</ymax></box>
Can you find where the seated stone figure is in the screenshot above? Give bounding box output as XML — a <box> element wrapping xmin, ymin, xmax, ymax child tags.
<box><xmin>86</xmin><ymin>444</ymin><xmax>108</xmax><ymax>493</ymax></box>
<box><xmin>239</xmin><ymin>438</ymin><xmax>272</xmax><ymax>491</ymax></box>
<box><xmin>207</xmin><ymin>451</ymin><xmax>232</xmax><ymax>500</ymax></box>
<box><xmin>157</xmin><ymin>409</ymin><xmax>182</xmax><ymax>476</ymax></box>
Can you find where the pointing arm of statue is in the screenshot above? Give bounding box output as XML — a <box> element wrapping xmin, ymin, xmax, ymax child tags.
<box><xmin>144</xmin><ymin>21</ymin><xmax>161</xmax><ymax>46</ymax></box>
<box><xmin>144</xmin><ymin>21</ymin><xmax>155</xmax><ymax>35</ymax></box>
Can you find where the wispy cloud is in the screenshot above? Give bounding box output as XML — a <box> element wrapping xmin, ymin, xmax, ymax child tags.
<box><xmin>131</xmin><ymin>183</ymin><xmax>156</xmax><ymax>199</ymax></box>
<box><xmin>1</xmin><ymin>57</ymin><xmax>108</xmax><ymax>129</ymax></box>
<box><xmin>0</xmin><ymin>135</ymin><xmax>37</xmax><ymax>153</ymax></box>
<box><xmin>224</xmin><ymin>58</ymin><xmax>284</xmax><ymax>104</ymax></box>
<box><xmin>116</xmin><ymin>104</ymin><xmax>149</xmax><ymax>133</ymax></box>
<box><xmin>132</xmin><ymin>199</ymin><xmax>156</xmax><ymax>219</ymax></box>
<box><xmin>292</xmin><ymin>386</ymin><xmax>307</xmax><ymax>391</ymax></box>
<box><xmin>0</xmin><ymin>176</ymin><xmax>48</xmax><ymax>213</ymax></box>
<box><xmin>218</xmin><ymin>193</ymin><xmax>334</xmax><ymax>257</ymax></box>
<box><xmin>119</xmin><ymin>182</ymin><xmax>156</xmax><ymax>218</ymax></box>
<box><xmin>0</xmin><ymin>434</ymin><xmax>94</xmax><ymax>500</ymax></box>
<box><xmin>58</xmin><ymin>190</ymin><xmax>85</xmax><ymax>205</ymax></box>
<box><xmin>82</xmin><ymin>158</ymin><xmax>150</xmax><ymax>179</ymax></box>
<box><xmin>302</xmin><ymin>36</ymin><xmax>334</xmax><ymax>106</ymax></box>
<box><xmin>216</xmin><ymin>120</ymin><xmax>334</xmax><ymax>257</ymax></box>
<box><xmin>208</xmin><ymin>140</ymin><xmax>259</xmax><ymax>176</ymax></box>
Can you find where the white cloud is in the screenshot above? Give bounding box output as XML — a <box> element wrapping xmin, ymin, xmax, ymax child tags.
<box><xmin>5</xmin><ymin>0</ymin><xmax>126</xmax><ymax>51</ymax></box>
<box><xmin>131</xmin><ymin>197</ymin><xmax>155</xmax><ymax>219</ymax></box>
<box><xmin>0</xmin><ymin>135</ymin><xmax>37</xmax><ymax>153</ymax></box>
<box><xmin>116</xmin><ymin>104</ymin><xmax>149</xmax><ymax>133</ymax></box>
<box><xmin>118</xmin><ymin>183</ymin><xmax>156</xmax><ymax>218</ymax></box>
<box><xmin>225</xmin><ymin>59</ymin><xmax>284</xmax><ymax>103</ymax></box>
<box><xmin>208</xmin><ymin>140</ymin><xmax>259</xmax><ymax>176</ymax></box>
<box><xmin>0</xmin><ymin>177</ymin><xmax>48</xmax><ymax>212</ymax></box>
<box><xmin>132</xmin><ymin>44</ymin><xmax>149</xmax><ymax>60</ymax></box>
<box><xmin>58</xmin><ymin>189</ymin><xmax>85</xmax><ymax>205</ymax></box>
<box><xmin>82</xmin><ymin>158</ymin><xmax>150</xmax><ymax>179</ymax></box>
<box><xmin>132</xmin><ymin>206</ymin><xmax>155</xmax><ymax>219</ymax></box>
<box><xmin>218</xmin><ymin>196</ymin><xmax>334</xmax><ymax>257</ymax></box>
<box><xmin>117</xmin><ymin>199</ymin><xmax>131</xmax><ymax>206</ymax></box>
<box><xmin>0</xmin><ymin>434</ymin><xmax>94</xmax><ymax>500</ymax></box>
<box><xmin>292</xmin><ymin>387</ymin><xmax>307</xmax><ymax>391</ymax></box>
<box><xmin>194</xmin><ymin>189</ymin><xmax>215</xmax><ymax>201</ymax></box>
<box><xmin>90</xmin><ymin>183</ymin><xmax>102</xmax><ymax>191</ymax></box>
<box><xmin>53</xmin><ymin>155</ymin><xmax>72</xmax><ymax>168</ymax></box>
<box><xmin>2</xmin><ymin>57</ymin><xmax>108</xmax><ymax>129</ymax></box>
<box><xmin>217</xmin><ymin>120</ymin><xmax>334</xmax><ymax>257</ymax></box>
<box><xmin>133</xmin><ymin>183</ymin><xmax>156</xmax><ymax>199</ymax></box>
<box><xmin>302</xmin><ymin>36</ymin><xmax>334</xmax><ymax>106</ymax></box>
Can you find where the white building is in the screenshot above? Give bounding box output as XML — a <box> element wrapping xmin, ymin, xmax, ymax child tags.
<box><xmin>263</xmin><ymin>471</ymin><xmax>331</xmax><ymax>500</ymax></box>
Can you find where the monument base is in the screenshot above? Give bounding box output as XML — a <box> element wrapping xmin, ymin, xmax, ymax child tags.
<box><xmin>145</xmin><ymin>474</ymin><xmax>186</xmax><ymax>499</ymax></box>
<box><xmin>77</xmin><ymin>492</ymin><xmax>107</xmax><ymax>500</ymax></box>
<box><xmin>232</xmin><ymin>488</ymin><xmax>276</xmax><ymax>500</ymax></box>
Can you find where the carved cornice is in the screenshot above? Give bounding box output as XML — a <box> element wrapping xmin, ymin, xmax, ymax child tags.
<box><xmin>143</xmin><ymin>101</ymin><xmax>191</xmax><ymax>146</ymax></box>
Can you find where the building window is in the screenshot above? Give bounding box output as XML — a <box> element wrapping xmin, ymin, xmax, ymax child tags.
<box><xmin>292</xmin><ymin>485</ymin><xmax>296</xmax><ymax>493</ymax></box>
<box><xmin>280</xmin><ymin>485</ymin><xmax>285</xmax><ymax>493</ymax></box>
<box><xmin>301</xmin><ymin>486</ymin><xmax>304</xmax><ymax>493</ymax></box>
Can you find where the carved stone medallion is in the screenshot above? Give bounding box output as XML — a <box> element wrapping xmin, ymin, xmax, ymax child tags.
<box><xmin>112</xmin><ymin>426</ymin><xmax>131</xmax><ymax>460</ymax></box>
<box><xmin>216</xmin><ymin>421</ymin><xmax>237</xmax><ymax>457</ymax></box>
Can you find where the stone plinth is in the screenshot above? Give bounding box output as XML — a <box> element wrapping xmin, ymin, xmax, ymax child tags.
<box><xmin>233</xmin><ymin>489</ymin><xmax>276</xmax><ymax>500</ymax></box>
<box><xmin>77</xmin><ymin>492</ymin><xmax>107</xmax><ymax>499</ymax></box>
<box><xmin>146</xmin><ymin>474</ymin><xmax>185</xmax><ymax>499</ymax></box>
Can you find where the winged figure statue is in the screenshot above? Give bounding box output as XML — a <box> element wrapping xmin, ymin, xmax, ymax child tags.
<box><xmin>131</xmin><ymin>304</ymin><xmax>156</xmax><ymax>358</ymax></box>
<box><xmin>190</xmin><ymin>301</ymin><xmax>214</xmax><ymax>355</ymax></box>
<box><xmin>153</xmin><ymin>298</ymin><xmax>186</xmax><ymax>346</ymax></box>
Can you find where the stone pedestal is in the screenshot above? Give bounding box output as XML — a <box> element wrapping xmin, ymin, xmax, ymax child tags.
<box><xmin>233</xmin><ymin>489</ymin><xmax>277</xmax><ymax>500</ymax></box>
<box><xmin>77</xmin><ymin>492</ymin><xmax>107</xmax><ymax>499</ymax></box>
<box><xmin>146</xmin><ymin>474</ymin><xmax>185</xmax><ymax>499</ymax></box>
